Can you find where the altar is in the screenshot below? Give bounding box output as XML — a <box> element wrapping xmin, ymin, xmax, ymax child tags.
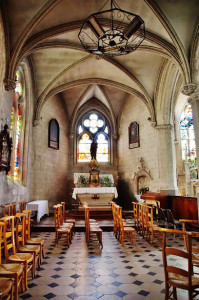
<box><xmin>72</xmin><ymin>187</ymin><xmax>118</xmax><ymax>207</ymax></box>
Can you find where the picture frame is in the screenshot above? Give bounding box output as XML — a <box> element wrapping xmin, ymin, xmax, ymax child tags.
<box><xmin>129</xmin><ymin>121</ymin><xmax>140</xmax><ymax>149</ymax></box>
<box><xmin>48</xmin><ymin>119</ymin><xmax>59</xmax><ymax>150</ymax></box>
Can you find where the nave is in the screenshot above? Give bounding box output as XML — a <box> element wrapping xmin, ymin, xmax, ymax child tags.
<box><xmin>18</xmin><ymin>231</ymin><xmax>195</xmax><ymax>300</ymax></box>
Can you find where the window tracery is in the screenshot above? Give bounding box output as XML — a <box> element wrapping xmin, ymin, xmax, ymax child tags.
<box><xmin>77</xmin><ymin>112</ymin><xmax>109</xmax><ymax>162</ymax></box>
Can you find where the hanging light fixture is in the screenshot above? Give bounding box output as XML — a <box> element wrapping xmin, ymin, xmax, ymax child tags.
<box><xmin>78</xmin><ymin>0</ymin><xmax>145</xmax><ymax>56</ymax></box>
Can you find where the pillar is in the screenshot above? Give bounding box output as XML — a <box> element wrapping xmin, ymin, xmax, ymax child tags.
<box><xmin>154</xmin><ymin>124</ymin><xmax>178</xmax><ymax>195</ymax></box>
<box><xmin>188</xmin><ymin>92</ymin><xmax>199</xmax><ymax>217</ymax></box>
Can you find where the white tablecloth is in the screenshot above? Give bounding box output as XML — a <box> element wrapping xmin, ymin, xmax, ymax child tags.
<box><xmin>72</xmin><ymin>187</ymin><xmax>118</xmax><ymax>200</ymax></box>
<box><xmin>27</xmin><ymin>200</ymin><xmax>49</xmax><ymax>222</ymax></box>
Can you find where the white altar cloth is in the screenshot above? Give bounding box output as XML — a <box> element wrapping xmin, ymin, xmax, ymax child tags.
<box><xmin>27</xmin><ymin>200</ymin><xmax>49</xmax><ymax>223</ymax></box>
<box><xmin>72</xmin><ymin>187</ymin><xmax>118</xmax><ymax>200</ymax></box>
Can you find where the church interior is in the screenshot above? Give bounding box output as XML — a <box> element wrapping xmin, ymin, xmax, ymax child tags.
<box><xmin>0</xmin><ymin>0</ymin><xmax>199</xmax><ymax>299</ymax></box>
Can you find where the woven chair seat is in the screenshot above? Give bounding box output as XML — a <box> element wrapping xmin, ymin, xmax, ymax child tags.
<box><xmin>90</xmin><ymin>226</ymin><xmax>102</xmax><ymax>232</ymax></box>
<box><xmin>123</xmin><ymin>227</ymin><xmax>135</xmax><ymax>232</ymax></box>
<box><xmin>19</xmin><ymin>244</ymin><xmax>40</xmax><ymax>254</ymax></box>
<box><xmin>57</xmin><ymin>227</ymin><xmax>70</xmax><ymax>233</ymax></box>
<box><xmin>26</xmin><ymin>237</ymin><xmax>44</xmax><ymax>245</ymax></box>
<box><xmin>60</xmin><ymin>222</ymin><xmax>73</xmax><ymax>228</ymax></box>
<box><xmin>0</xmin><ymin>278</ymin><xmax>13</xmax><ymax>296</ymax></box>
<box><xmin>0</xmin><ymin>263</ymin><xmax>23</xmax><ymax>274</ymax></box>
<box><xmin>168</xmin><ymin>272</ymin><xmax>199</xmax><ymax>288</ymax></box>
<box><xmin>9</xmin><ymin>252</ymin><xmax>33</xmax><ymax>263</ymax></box>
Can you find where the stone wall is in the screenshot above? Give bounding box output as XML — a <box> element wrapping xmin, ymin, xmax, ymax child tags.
<box><xmin>31</xmin><ymin>95</ymin><xmax>69</xmax><ymax>211</ymax></box>
<box><xmin>118</xmin><ymin>96</ymin><xmax>159</xmax><ymax>200</ymax></box>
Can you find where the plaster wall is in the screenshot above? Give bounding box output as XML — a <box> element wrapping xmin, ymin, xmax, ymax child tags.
<box><xmin>118</xmin><ymin>96</ymin><xmax>159</xmax><ymax>196</ymax></box>
<box><xmin>31</xmin><ymin>95</ymin><xmax>69</xmax><ymax>211</ymax></box>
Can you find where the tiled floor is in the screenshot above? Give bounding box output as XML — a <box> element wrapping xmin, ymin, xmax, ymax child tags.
<box><xmin>20</xmin><ymin>231</ymin><xmax>198</xmax><ymax>300</ymax></box>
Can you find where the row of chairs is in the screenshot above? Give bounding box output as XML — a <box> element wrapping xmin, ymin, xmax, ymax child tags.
<box><xmin>83</xmin><ymin>204</ymin><xmax>103</xmax><ymax>248</ymax></box>
<box><xmin>2</xmin><ymin>202</ymin><xmax>26</xmax><ymax>218</ymax></box>
<box><xmin>132</xmin><ymin>202</ymin><xmax>161</xmax><ymax>244</ymax></box>
<box><xmin>0</xmin><ymin>209</ymin><xmax>44</xmax><ymax>300</ymax></box>
<box><xmin>112</xmin><ymin>202</ymin><xmax>136</xmax><ymax>246</ymax></box>
<box><xmin>53</xmin><ymin>202</ymin><xmax>75</xmax><ymax>247</ymax></box>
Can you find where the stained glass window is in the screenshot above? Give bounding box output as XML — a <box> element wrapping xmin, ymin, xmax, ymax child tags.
<box><xmin>7</xmin><ymin>70</ymin><xmax>24</xmax><ymax>182</ymax></box>
<box><xmin>14</xmin><ymin>106</ymin><xmax>22</xmax><ymax>181</ymax></box>
<box><xmin>15</xmin><ymin>71</ymin><xmax>22</xmax><ymax>96</ymax></box>
<box><xmin>77</xmin><ymin>112</ymin><xmax>109</xmax><ymax>162</ymax></box>
<box><xmin>180</xmin><ymin>104</ymin><xmax>196</xmax><ymax>162</ymax></box>
<box><xmin>78</xmin><ymin>133</ymin><xmax>92</xmax><ymax>162</ymax></box>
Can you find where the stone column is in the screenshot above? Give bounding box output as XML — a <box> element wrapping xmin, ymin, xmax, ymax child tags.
<box><xmin>188</xmin><ymin>92</ymin><xmax>199</xmax><ymax>215</ymax></box>
<box><xmin>154</xmin><ymin>124</ymin><xmax>178</xmax><ymax>195</ymax></box>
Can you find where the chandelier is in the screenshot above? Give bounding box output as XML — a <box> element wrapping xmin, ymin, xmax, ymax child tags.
<box><xmin>78</xmin><ymin>0</ymin><xmax>145</xmax><ymax>56</ymax></box>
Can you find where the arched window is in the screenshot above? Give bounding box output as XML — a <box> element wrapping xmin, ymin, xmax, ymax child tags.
<box><xmin>8</xmin><ymin>70</ymin><xmax>25</xmax><ymax>182</ymax></box>
<box><xmin>180</xmin><ymin>104</ymin><xmax>196</xmax><ymax>163</ymax></box>
<box><xmin>77</xmin><ymin>112</ymin><xmax>109</xmax><ymax>162</ymax></box>
<box><xmin>48</xmin><ymin>119</ymin><xmax>59</xmax><ymax>150</ymax></box>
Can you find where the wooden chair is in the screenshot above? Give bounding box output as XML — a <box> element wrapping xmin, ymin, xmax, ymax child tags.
<box><xmin>117</xmin><ymin>208</ymin><xmax>136</xmax><ymax>247</ymax></box>
<box><xmin>146</xmin><ymin>206</ymin><xmax>161</xmax><ymax>244</ymax></box>
<box><xmin>53</xmin><ymin>205</ymin><xmax>71</xmax><ymax>247</ymax></box>
<box><xmin>159</xmin><ymin>228</ymin><xmax>199</xmax><ymax>300</ymax></box>
<box><xmin>3</xmin><ymin>205</ymin><xmax>12</xmax><ymax>217</ymax></box>
<box><xmin>84</xmin><ymin>206</ymin><xmax>103</xmax><ymax>248</ymax></box>
<box><xmin>22</xmin><ymin>210</ymin><xmax>45</xmax><ymax>262</ymax></box>
<box><xmin>19</xmin><ymin>202</ymin><xmax>26</xmax><ymax>213</ymax></box>
<box><xmin>58</xmin><ymin>204</ymin><xmax>74</xmax><ymax>237</ymax></box>
<box><xmin>115</xmin><ymin>205</ymin><xmax>133</xmax><ymax>239</ymax></box>
<box><xmin>111</xmin><ymin>202</ymin><xmax>118</xmax><ymax>238</ymax></box>
<box><xmin>0</xmin><ymin>221</ymin><xmax>24</xmax><ymax>300</ymax></box>
<box><xmin>142</xmin><ymin>205</ymin><xmax>150</xmax><ymax>239</ymax></box>
<box><xmin>1</xmin><ymin>216</ymin><xmax>35</xmax><ymax>290</ymax></box>
<box><xmin>180</xmin><ymin>219</ymin><xmax>199</xmax><ymax>268</ymax></box>
<box><xmin>60</xmin><ymin>202</ymin><xmax>76</xmax><ymax>225</ymax></box>
<box><xmin>132</xmin><ymin>202</ymin><xmax>138</xmax><ymax>230</ymax></box>
<box><xmin>137</xmin><ymin>203</ymin><xmax>144</xmax><ymax>234</ymax></box>
<box><xmin>0</xmin><ymin>277</ymin><xmax>14</xmax><ymax>300</ymax></box>
<box><xmin>15</xmin><ymin>213</ymin><xmax>41</xmax><ymax>275</ymax></box>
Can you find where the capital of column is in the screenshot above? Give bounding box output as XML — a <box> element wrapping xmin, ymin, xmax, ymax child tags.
<box><xmin>188</xmin><ymin>92</ymin><xmax>199</xmax><ymax>104</ymax></box>
<box><xmin>150</xmin><ymin>121</ymin><xmax>157</xmax><ymax>128</ymax></box>
<box><xmin>68</xmin><ymin>133</ymin><xmax>74</xmax><ymax>139</ymax></box>
<box><xmin>181</xmin><ymin>83</ymin><xmax>197</xmax><ymax>96</ymax></box>
<box><xmin>113</xmin><ymin>134</ymin><xmax>119</xmax><ymax>140</ymax></box>
<box><xmin>33</xmin><ymin>119</ymin><xmax>41</xmax><ymax>127</ymax></box>
<box><xmin>3</xmin><ymin>78</ymin><xmax>16</xmax><ymax>91</ymax></box>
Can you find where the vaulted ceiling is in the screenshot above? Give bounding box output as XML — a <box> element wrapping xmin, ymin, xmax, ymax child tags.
<box><xmin>2</xmin><ymin>0</ymin><xmax>199</xmax><ymax>126</ymax></box>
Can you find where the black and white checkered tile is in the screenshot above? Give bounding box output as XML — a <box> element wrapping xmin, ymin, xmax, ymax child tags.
<box><xmin>19</xmin><ymin>231</ymin><xmax>198</xmax><ymax>299</ymax></box>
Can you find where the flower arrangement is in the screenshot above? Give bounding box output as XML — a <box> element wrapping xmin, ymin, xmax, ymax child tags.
<box><xmin>89</xmin><ymin>159</ymin><xmax>99</xmax><ymax>170</ymax></box>
<box><xmin>101</xmin><ymin>176</ymin><xmax>113</xmax><ymax>187</ymax></box>
<box><xmin>76</xmin><ymin>175</ymin><xmax>89</xmax><ymax>187</ymax></box>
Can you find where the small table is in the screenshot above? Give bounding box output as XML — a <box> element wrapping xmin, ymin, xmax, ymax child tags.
<box><xmin>27</xmin><ymin>200</ymin><xmax>49</xmax><ymax>223</ymax></box>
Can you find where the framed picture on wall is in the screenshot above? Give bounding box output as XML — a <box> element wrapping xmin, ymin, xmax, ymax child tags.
<box><xmin>129</xmin><ymin>121</ymin><xmax>140</xmax><ymax>149</ymax></box>
<box><xmin>48</xmin><ymin>119</ymin><xmax>59</xmax><ymax>150</ymax></box>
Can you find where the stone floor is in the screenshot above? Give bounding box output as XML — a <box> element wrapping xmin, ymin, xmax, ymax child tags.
<box><xmin>19</xmin><ymin>230</ymin><xmax>198</xmax><ymax>300</ymax></box>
